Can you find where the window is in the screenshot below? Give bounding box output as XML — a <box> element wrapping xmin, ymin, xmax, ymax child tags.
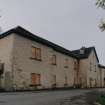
<box><xmin>79</xmin><ymin>77</ymin><xmax>82</xmax><ymax>86</ymax></box>
<box><xmin>95</xmin><ymin>79</ymin><xmax>97</xmax><ymax>86</ymax></box>
<box><xmin>74</xmin><ymin>61</ymin><xmax>77</xmax><ymax>70</ymax></box>
<box><xmin>0</xmin><ymin>63</ymin><xmax>4</xmax><ymax>74</ymax></box>
<box><xmin>64</xmin><ymin>75</ymin><xmax>68</xmax><ymax>86</ymax></box>
<box><xmin>90</xmin><ymin>62</ymin><xmax>92</xmax><ymax>71</ymax></box>
<box><xmin>64</xmin><ymin>58</ymin><xmax>69</xmax><ymax>68</ymax></box>
<box><xmin>31</xmin><ymin>46</ymin><xmax>41</xmax><ymax>60</ymax></box>
<box><xmin>31</xmin><ymin>73</ymin><xmax>41</xmax><ymax>86</ymax></box>
<box><xmin>74</xmin><ymin>77</ymin><xmax>76</xmax><ymax>86</ymax></box>
<box><xmin>95</xmin><ymin>65</ymin><xmax>96</xmax><ymax>72</ymax></box>
<box><xmin>52</xmin><ymin>75</ymin><xmax>56</xmax><ymax>87</ymax></box>
<box><xmin>51</xmin><ymin>55</ymin><xmax>56</xmax><ymax>65</ymax></box>
<box><xmin>93</xmin><ymin>53</ymin><xmax>95</xmax><ymax>58</ymax></box>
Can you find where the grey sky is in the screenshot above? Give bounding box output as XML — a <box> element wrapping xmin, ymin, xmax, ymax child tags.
<box><xmin>0</xmin><ymin>0</ymin><xmax>105</xmax><ymax>64</ymax></box>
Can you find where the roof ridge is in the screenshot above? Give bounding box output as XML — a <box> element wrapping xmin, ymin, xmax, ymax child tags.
<box><xmin>0</xmin><ymin>26</ymin><xmax>77</xmax><ymax>58</ymax></box>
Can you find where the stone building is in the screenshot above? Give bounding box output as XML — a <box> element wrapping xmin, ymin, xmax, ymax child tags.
<box><xmin>0</xmin><ymin>26</ymin><xmax>104</xmax><ymax>91</ymax></box>
<box><xmin>71</xmin><ymin>47</ymin><xmax>100</xmax><ymax>88</ymax></box>
<box><xmin>98</xmin><ymin>64</ymin><xmax>105</xmax><ymax>87</ymax></box>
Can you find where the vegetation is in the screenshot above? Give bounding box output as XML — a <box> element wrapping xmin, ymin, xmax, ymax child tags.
<box><xmin>96</xmin><ymin>0</ymin><xmax>105</xmax><ymax>9</ymax></box>
<box><xmin>98</xmin><ymin>95</ymin><xmax>105</xmax><ymax>105</ymax></box>
<box><xmin>96</xmin><ymin>0</ymin><xmax>105</xmax><ymax>31</ymax></box>
<box><xmin>99</xmin><ymin>19</ymin><xmax>105</xmax><ymax>31</ymax></box>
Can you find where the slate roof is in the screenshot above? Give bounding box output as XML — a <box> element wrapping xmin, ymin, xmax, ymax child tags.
<box><xmin>0</xmin><ymin>26</ymin><xmax>100</xmax><ymax>63</ymax></box>
<box><xmin>0</xmin><ymin>26</ymin><xmax>76</xmax><ymax>58</ymax></box>
<box><xmin>98</xmin><ymin>64</ymin><xmax>105</xmax><ymax>69</ymax></box>
<box><xmin>71</xmin><ymin>47</ymin><xmax>99</xmax><ymax>62</ymax></box>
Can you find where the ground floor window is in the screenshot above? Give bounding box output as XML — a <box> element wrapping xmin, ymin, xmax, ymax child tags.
<box><xmin>89</xmin><ymin>78</ymin><xmax>92</xmax><ymax>87</ymax></box>
<box><xmin>31</xmin><ymin>73</ymin><xmax>41</xmax><ymax>86</ymax></box>
<box><xmin>64</xmin><ymin>75</ymin><xmax>68</xmax><ymax>86</ymax></box>
<box><xmin>0</xmin><ymin>63</ymin><xmax>4</xmax><ymax>75</ymax></box>
<box><xmin>52</xmin><ymin>75</ymin><xmax>56</xmax><ymax>87</ymax></box>
<box><xmin>104</xmin><ymin>78</ymin><xmax>105</xmax><ymax>87</ymax></box>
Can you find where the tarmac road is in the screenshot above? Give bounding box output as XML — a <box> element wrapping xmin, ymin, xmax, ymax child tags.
<box><xmin>0</xmin><ymin>89</ymin><xmax>103</xmax><ymax>105</ymax></box>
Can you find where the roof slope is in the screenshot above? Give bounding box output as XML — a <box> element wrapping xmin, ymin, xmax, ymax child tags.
<box><xmin>0</xmin><ymin>26</ymin><xmax>100</xmax><ymax>62</ymax></box>
<box><xmin>98</xmin><ymin>64</ymin><xmax>105</xmax><ymax>69</ymax></box>
<box><xmin>0</xmin><ymin>26</ymin><xmax>76</xmax><ymax>58</ymax></box>
<box><xmin>71</xmin><ymin>47</ymin><xmax>99</xmax><ymax>62</ymax></box>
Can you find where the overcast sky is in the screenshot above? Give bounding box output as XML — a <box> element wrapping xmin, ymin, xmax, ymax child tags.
<box><xmin>0</xmin><ymin>0</ymin><xmax>105</xmax><ymax>64</ymax></box>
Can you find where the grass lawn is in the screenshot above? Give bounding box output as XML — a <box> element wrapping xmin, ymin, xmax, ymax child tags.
<box><xmin>98</xmin><ymin>95</ymin><xmax>105</xmax><ymax>105</ymax></box>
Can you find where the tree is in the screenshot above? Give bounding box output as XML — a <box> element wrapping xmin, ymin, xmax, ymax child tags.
<box><xmin>96</xmin><ymin>0</ymin><xmax>105</xmax><ymax>9</ymax></box>
<box><xmin>96</xmin><ymin>0</ymin><xmax>105</xmax><ymax>31</ymax></box>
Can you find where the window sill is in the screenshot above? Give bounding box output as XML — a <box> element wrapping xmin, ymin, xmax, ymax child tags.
<box><xmin>30</xmin><ymin>57</ymin><xmax>42</xmax><ymax>61</ymax></box>
<box><xmin>51</xmin><ymin>63</ymin><xmax>57</xmax><ymax>66</ymax></box>
<box><xmin>52</xmin><ymin>83</ymin><xmax>56</xmax><ymax>87</ymax></box>
<box><xmin>64</xmin><ymin>83</ymin><xmax>68</xmax><ymax>86</ymax></box>
<box><xmin>64</xmin><ymin>66</ymin><xmax>69</xmax><ymax>68</ymax></box>
<box><xmin>29</xmin><ymin>84</ymin><xmax>41</xmax><ymax>87</ymax></box>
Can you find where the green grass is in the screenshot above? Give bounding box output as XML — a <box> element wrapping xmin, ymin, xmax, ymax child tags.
<box><xmin>98</xmin><ymin>95</ymin><xmax>105</xmax><ymax>105</ymax></box>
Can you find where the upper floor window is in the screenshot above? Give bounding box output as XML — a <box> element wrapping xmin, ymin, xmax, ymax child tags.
<box><xmin>74</xmin><ymin>61</ymin><xmax>77</xmax><ymax>70</ymax></box>
<box><xmin>32</xmin><ymin>46</ymin><xmax>41</xmax><ymax>60</ymax></box>
<box><xmin>64</xmin><ymin>58</ymin><xmax>69</xmax><ymax>68</ymax></box>
<box><xmin>95</xmin><ymin>64</ymin><xmax>97</xmax><ymax>72</ymax></box>
<box><xmin>90</xmin><ymin>62</ymin><xmax>92</xmax><ymax>71</ymax></box>
<box><xmin>93</xmin><ymin>53</ymin><xmax>95</xmax><ymax>58</ymax></box>
<box><xmin>51</xmin><ymin>55</ymin><xmax>57</xmax><ymax>65</ymax></box>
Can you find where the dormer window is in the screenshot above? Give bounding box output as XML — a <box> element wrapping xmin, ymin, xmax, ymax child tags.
<box><xmin>80</xmin><ymin>47</ymin><xmax>85</xmax><ymax>54</ymax></box>
<box><xmin>80</xmin><ymin>49</ymin><xmax>84</xmax><ymax>54</ymax></box>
